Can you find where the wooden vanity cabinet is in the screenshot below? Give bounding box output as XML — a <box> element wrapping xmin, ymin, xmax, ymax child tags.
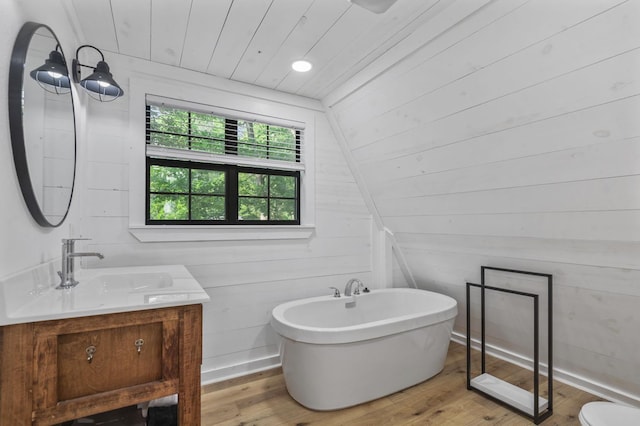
<box><xmin>0</xmin><ymin>304</ymin><xmax>202</xmax><ymax>425</ymax></box>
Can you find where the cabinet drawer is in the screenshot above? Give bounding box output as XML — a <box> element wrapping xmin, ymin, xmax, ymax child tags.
<box><xmin>57</xmin><ymin>322</ymin><xmax>163</xmax><ymax>400</ymax></box>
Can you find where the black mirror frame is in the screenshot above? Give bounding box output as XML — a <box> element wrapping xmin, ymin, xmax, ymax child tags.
<box><xmin>9</xmin><ymin>22</ymin><xmax>76</xmax><ymax>228</ymax></box>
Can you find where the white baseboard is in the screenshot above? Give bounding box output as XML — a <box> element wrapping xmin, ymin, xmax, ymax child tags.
<box><xmin>200</xmin><ymin>354</ymin><xmax>281</xmax><ymax>386</ymax></box>
<box><xmin>451</xmin><ymin>331</ymin><xmax>640</xmax><ymax>407</ymax></box>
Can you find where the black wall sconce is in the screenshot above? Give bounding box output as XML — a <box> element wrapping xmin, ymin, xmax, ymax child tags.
<box><xmin>29</xmin><ymin>45</ymin><xmax>71</xmax><ymax>94</ymax></box>
<box><xmin>72</xmin><ymin>44</ymin><xmax>124</xmax><ymax>102</ymax></box>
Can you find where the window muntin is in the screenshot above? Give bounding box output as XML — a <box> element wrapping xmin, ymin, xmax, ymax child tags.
<box><xmin>147</xmin><ymin>159</ymin><xmax>227</xmax><ymax>223</ymax></box>
<box><xmin>238</xmin><ymin>172</ymin><xmax>298</xmax><ymax>222</ymax></box>
<box><xmin>145</xmin><ymin>103</ymin><xmax>301</xmax><ymax>225</ymax></box>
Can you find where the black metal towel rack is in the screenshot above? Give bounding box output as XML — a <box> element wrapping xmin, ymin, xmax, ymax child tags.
<box><xmin>466</xmin><ymin>266</ymin><xmax>553</xmax><ymax>424</ymax></box>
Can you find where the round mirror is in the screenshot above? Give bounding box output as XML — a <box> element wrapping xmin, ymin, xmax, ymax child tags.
<box><xmin>9</xmin><ymin>22</ymin><xmax>76</xmax><ymax>228</ymax></box>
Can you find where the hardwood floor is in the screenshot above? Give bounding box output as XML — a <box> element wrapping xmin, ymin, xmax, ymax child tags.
<box><xmin>201</xmin><ymin>342</ymin><xmax>600</xmax><ymax>425</ymax></box>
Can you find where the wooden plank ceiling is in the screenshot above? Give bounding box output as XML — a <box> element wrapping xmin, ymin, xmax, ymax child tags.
<box><xmin>70</xmin><ymin>0</ymin><xmax>447</xmax><ymax>100</ymax></box>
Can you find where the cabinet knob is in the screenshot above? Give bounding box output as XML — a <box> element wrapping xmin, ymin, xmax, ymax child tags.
<box><xmin>86</xmin><ymin>345</ymin><xmax>96</xmax><ymax>363</ymax></box>
<box><xmin>134</xmin><ymin>338</ymin><xmax>144</xmax><ymax>354</ymax></box>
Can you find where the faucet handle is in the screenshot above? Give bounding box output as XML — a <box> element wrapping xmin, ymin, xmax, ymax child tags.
<box><xmin>62</xmin><ymin>238</ymin><xmax>91</xmax><ymax>243</ymax></box>
<box><xmin>62</xmin><ymin>238</ymin><xmax>91</xmax><ymax>250</ymax></box>
<box><xmin>329</xmin><ymin>287</ymin><xmax>341</xmax><ymax>298</ymax></box>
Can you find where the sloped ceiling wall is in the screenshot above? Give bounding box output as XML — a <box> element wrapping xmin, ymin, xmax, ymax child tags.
<box><xmin>325</xmin><ymin>0</ymin><xmax>640</xmax><ymax>403</ymax></box>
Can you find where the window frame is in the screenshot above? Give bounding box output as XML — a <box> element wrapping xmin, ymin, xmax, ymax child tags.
<box><xmin>145</xmin><ymin>157</ymin><xmax>301</xmax><ymax>225</ymax></box>
<box><xmin>127</xmin><ymin>79</ymin><xmax>317</xmax><ymax>242</ymax></box>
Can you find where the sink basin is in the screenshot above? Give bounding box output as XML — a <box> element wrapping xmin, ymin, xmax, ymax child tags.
<box><xmin>84</xmin><ymin>272</ymin><xmax>173</xmax><ymax>291</ymax></box>
<box><xmin>0</xmin><ymin>264</ymin><xmax>209</xmax><ymax>325</ymax></box>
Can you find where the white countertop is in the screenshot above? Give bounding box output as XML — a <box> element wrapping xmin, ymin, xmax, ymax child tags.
<box><xmin>0</xmin><ymin>264</ymin><xmax>210</xmax><ymax>326</ymax></box>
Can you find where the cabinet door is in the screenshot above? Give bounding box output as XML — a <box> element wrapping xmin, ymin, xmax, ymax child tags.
<box><xmin>32</xmin><ymin>307</ymin><xmax>182</xmax><ymax>425</ymax></box>
<box><xmin>57</xmin><ymin>322</ymin><xmax>163</xmax><ymax>400</ymax></box>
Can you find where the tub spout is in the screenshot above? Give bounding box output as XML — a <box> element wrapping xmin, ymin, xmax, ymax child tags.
<box><xmin>344</xmin><ymin>278</ymin><xmax>364</xmax><ymax>296</ymax></box>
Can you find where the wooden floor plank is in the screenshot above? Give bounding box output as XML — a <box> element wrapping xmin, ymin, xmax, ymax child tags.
<box><xmin>201</xmin><ymin>342</ymin><xmax>601</xmax><ymax>425</ymax></box>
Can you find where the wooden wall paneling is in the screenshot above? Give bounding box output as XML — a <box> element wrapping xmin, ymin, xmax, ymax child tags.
<box><xmin>200</xmin><ymin>344</ymin><xmax>279</xmax><ymax>378</ymax></box>
<box><xmin>314</xmin><ymin>215</ymin><xmax>372</xmax><ymax>238</ymax></box>
<box><xmin>85</xmin><ymin>126</ymin><xmax>129</xmax><ymax>164</ymax></box>
<box><xmin>188</xmin><ymin>253</ymin><xmax>371</xmax><ymax>287</ymax></box>
<box><xmin>70</xmin><ymin>0</ymin><xmax>119</xmax><ymax>52</ymax></box>
<box><xmin>84</xmin><ymin>218</ymin><xmax>139</xmax><ymax>246</ymax></box>
<box><xmin>359</xmin><ymin>94</ymin><xmax>640</xmax><ymax>186</ymax></box>
<box><xmin>230</xmin><ymin>0</ymin><xmax>314</xmax><ymax>84</ymax></box>
<box><xmin>203</xmin><ymin>271</ymin><xmax>375</xmax><ymax>308</ymax></box>
<box><xmin>86</xmin><ymin>188</ymin><xmax>129</xmax><ymax>218</ymax></box>
<box><xmin>334</xmin><ymin>0</ymin><xmax>627</xmax><ymax>138</ymax></box>
<box><xmin>297</xmin><ymin>0</ymin><xmax>441</xmax><ymax>98</ymax></box>
<box><xmin>201</xmin><ymin>345</ymin><xmax>278</xmax><ymax>371</ymax></box>
<box><xmin>180</xmin><ymin>0</ymin><xmax>232</xmax><ymax>72</ymax></box>
<box><xmin>385</xmin><ymin>210</ymin><xmax>640</xmax><ymax>242</ymax></box>
<box><xmin>407</xmin><ymin>248</ymin><xmax>640</xmax><ymax>299</ymax></box>
<box><xmin>205</xmin><ymin>0</ymin><xmax>274</xmax><ymax>79</ymax></box>
<box><xmin>204</xmin><ymin>304</ymin><xmax>273</xmax><ymax>334</ymax></box>
<box><xmin>110</xmin><ymin>0</ymin><xmax>151</xmax><ymax>60</ymax></box>
<box><xmin>86</xmin><ymin>162</ymin><xmax>129</xmax><ymax>191</ymax></box>
<box><xmin>350</xmin><ymin>94</ymin><xmax>637</xmax><ymax>165</ymax></box>
<box><xmin>325</xmin><ymin>0</ymin><xmax>500</xmax><ymax>110</ymax></box>
<box><xmin>252</xmin><ymin>0</ymin><xmax>351</xmax><ymax>90</ymax></box>
<box><xmin>417</xmin><ymin>0</ymin><xmax>640</xmax><ymax>124</ymax></box>
<box><xmin>315</xmin><ymin>182</ymin><xmax>371</xmax><ymax>207</ymax></box>
<box><xmin>371</xmin><ymin>136</ymin><xmax>640</xmax><ymax>200</ymax></box>
<box><xmin>345</xmin><ymin>47</ymin><xmax>640</xmax><ymax>159</ymax></box>
<box><xmin>554</xmin><ymin>339</ymin><xmax>640</xmax><ymax>399</ymax></box>
<box><xmin>150</xmin><ymin>0</ymin><xmax>192</xmax><ymax>66</ymax></box>
<box><xmin>554</xmin><ymin>286</ymin><xmax>640</xmax><ymax>362</ymax></box>
<box><xmin>397</xmin><ymin>232</ymin><xmax>640</xmax><ymax>271</ymax></box>
<box><xmin>83</xmin><ymin>234</ymin><xmax>372</xmax><ymax>271</ymax></box>
<box><xmin>391</xmin><ymin>253</ymin><xmax>409</xmax><ymax>287</ymax></box>
<box><xmin>276</xmin><ymin>2</ymin><xmax>393</xmax><ymax>94</ymax></box>
<box><xmin>202</xmin><ymin>324</ymin><xmax>276</xmax><ymax>360</ymax></box>
<box><xmin>376</xmin><ymin>175</ymin><xmax>640</xmax><ymax>217</ymax></box>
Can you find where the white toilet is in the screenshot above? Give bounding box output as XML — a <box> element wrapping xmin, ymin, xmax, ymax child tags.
<box><xmin>579</xmin><ymin>402</ymin><xmax>640</xmax><ymax>426</ymax></box>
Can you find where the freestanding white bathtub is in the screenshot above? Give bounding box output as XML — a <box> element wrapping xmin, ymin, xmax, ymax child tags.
<box><xmin>270</xmin><ymin>288</ymin><xmax>458</xmax><ymax>410</ymax></box>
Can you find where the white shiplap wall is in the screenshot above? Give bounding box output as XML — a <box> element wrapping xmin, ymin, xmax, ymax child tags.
<box><xmin>77</xmin><ymin>56</ymin><xmax>378</xmax><ymax>381</ymax></box>
<box><xmin>0</xmin><ymin>0</ymin><xmax>86</xmax><ymax>278</ymax></box>
<box><xmin>327</xmin><ymin>0</ymin><xmax>640</xmax><ymax>404</ymax></box>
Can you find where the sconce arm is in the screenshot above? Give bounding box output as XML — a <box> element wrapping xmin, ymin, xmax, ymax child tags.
<box><xmin>72</xmin><ymin>44</ymin><xmax>105</xmax><ymax>83</ymax></box>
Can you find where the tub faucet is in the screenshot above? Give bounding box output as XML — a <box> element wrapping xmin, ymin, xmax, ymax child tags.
<box><xmin>344</xmin><ymin>278</ymin><xmax>364</xmax><ymax>297</ymax></box>
<box><xmin>57</xmin><ymin>238</ymin><xmax>104</xmax><ymax>289</ymax></box>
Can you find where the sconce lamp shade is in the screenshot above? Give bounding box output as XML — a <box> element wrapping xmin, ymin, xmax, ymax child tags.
<box><xmin>29</xmin><ymin>50</ymin><xmax>71</xmax><ymax>94</ymax></box>
<box><xmin>72</xmin><ymin>44</ymin><xmax>124</xmax><ymax>102</ymax></box>
<box><xmin>79</xmin><ymin>60</ymin><xmax>124</xmax><ymax>101</ymax></box>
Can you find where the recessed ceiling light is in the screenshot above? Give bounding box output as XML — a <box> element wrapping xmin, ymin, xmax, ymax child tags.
<box><xmin>292</xmin><ymin>60</ymin><xmax>312</xmax><ymax>73</ymax></box>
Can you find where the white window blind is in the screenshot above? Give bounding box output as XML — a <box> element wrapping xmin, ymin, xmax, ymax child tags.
<box><xmin>146</xmin><ymin>96</ymin><xmax>305</xmax><ymax>171</ymax></box>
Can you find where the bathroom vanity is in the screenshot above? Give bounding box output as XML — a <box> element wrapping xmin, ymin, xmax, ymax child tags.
<box><xmin>0</xmin><ymin>264</ymin><xmax>209</xmax><ymax>425</ymax></box>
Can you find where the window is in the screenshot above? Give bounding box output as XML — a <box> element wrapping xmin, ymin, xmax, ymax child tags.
<box><xmin>145</xmin><ymin>101</ymin><xmax>302</xmax><ymax>225</ymax></box>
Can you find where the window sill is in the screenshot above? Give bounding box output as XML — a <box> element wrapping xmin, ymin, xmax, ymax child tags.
<box><xmin>129</xmin><ymin>225</ymin><xmax>315</xmax><ymax>242</ymax></box>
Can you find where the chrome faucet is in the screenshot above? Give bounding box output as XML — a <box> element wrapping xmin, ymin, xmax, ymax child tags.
<box><xmin>57</xmin><ymin>238</ymin><xmax>104</xmax><ymax>289</ymax></box>
<box><xmin>344</xmin><ymin>278</ymin><xmax>364</xmax><ymax>297</ymax></box>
